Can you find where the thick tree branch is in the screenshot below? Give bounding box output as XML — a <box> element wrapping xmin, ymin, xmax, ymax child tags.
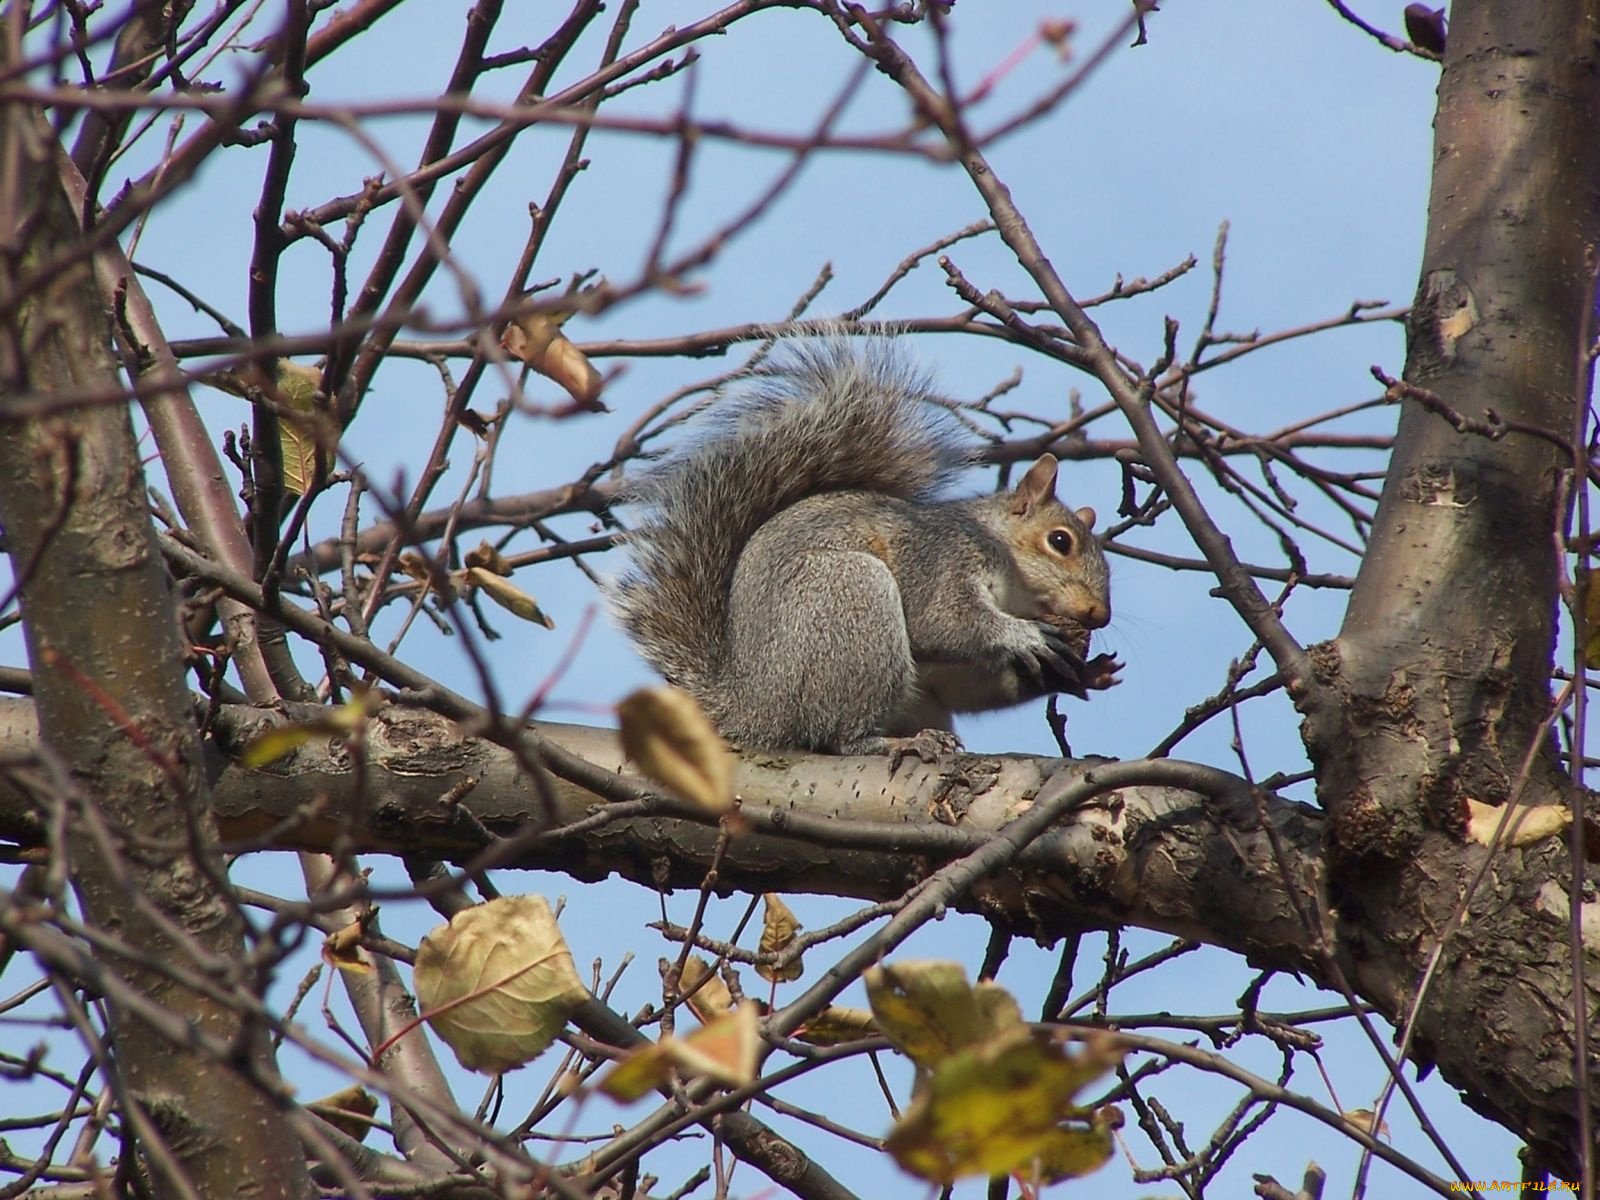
<box><xmin>0</xmin><ymin>700</ymin><xmax>1328</xmax><ymax>973</ymax></box>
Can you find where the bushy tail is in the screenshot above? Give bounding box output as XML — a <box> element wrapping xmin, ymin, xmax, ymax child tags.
<box><xmin>611</xmin><ymin>336</ymin><xmax>965</xmax><ymax>702</ymax></box>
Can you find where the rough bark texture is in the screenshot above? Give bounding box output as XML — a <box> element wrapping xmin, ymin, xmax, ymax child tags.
<box><xmin>1302</xmin><ymin>0</ymin><xmax>1600</xmax><ymax>1175</ymax></box>
<box><xmin>0</xmin><ymin>111</ymin><xmax>313</xmax><ymax>1198</ymax></box>
<box><xmin>0</xmin><ymin>701</ymin><xmax>1326</xmax><ymax>973</ymax></box>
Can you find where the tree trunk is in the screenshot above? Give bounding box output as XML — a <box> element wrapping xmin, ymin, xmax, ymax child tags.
<box><xmin>1303</xmin><ymin>0</ymin><xmax>1600</xmax><ymax>1175</ymax></box>
<box><xmin>0</xmin><ymin>104</ymin><xmax>313</xmax><ymax>1198</ymax></box>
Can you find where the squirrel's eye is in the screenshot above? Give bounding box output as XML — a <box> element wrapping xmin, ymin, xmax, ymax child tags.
<box><xmin>1047</xmin><ymin>529</ymin><xmax>1075</xmax><ymax>556</ymax></box>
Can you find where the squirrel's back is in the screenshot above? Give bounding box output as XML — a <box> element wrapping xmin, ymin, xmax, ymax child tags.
<box><xmin>610</xmin><ymin>337</ymin><xmax>965</xmax><ymax>708</ymax></box>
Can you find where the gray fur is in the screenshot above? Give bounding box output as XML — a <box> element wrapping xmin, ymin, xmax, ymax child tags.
<box><xmin>610</xmin><ymin>337</ymin><xmax>1110</xmax><ymax>753</ymax></box>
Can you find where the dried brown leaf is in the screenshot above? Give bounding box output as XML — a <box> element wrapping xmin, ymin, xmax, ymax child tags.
<box><xmin>617</xmin><ymin>686</ymin><xmax>735</xmax><ymax>814</ymax></box>
<box><xmin>413</xmin><ymin>895</ymin><xmax>588</xmax><ymax>1074</ymax></box>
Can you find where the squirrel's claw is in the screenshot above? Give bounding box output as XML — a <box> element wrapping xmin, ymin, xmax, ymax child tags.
<box><xmin>878</xmin><ymin>729</ymin><xmax>962</xmax><ymax>775</ymax></box>
<box><xmin>1056</xmin><ymin>651</ymin><xmax>1122</xmax><ymax>699</ymax></box>
<box><xmin>1081</xmin><ymin>652</ymin><xmax>1123</xmax><ymax>692</ymax></box>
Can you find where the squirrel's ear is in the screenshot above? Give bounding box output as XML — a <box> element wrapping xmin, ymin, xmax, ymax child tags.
<box><xmin>1074</xmin><ymin>506</ymin><xmax>1097</xmax><ymax>530</ymax></box>
<box><xmin>1010</xmin><ymin>454</ymin><xmax>1060</xmax><ymax>515</ymax></box>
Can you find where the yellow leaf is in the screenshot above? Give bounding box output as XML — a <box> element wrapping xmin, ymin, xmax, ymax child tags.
<box><xmin>276</xmin><ymin>362</ymin><xmax>328</xmax><ymax>496</ymax></box>
<box><xmin>864</xmin><ymin>960</ymin><xmax>1120</xmax><ymax>1184</ymax></box>
<box><xmin>240</xmin><ymin>694</ymin><xmax>377</xmax><ymax>768</ymax></box>
<box><xmin>663</xmin><ymin>1003</ymin><xmax>759</xmax><ymax>1087</ymax></box>
<box><xmin>502</xmin><ymin>313</ymin><xmax>603</xmax><ymax>410</ymax></box>
<box><xmin>865</xmin><ymin>961</ymin><xmax>1023</xmax><ymax>1070</ymax></box>
<box><xmin>412</xmin><ymin>895</ymin><xmax>588</xmax><ymax>1074</ymax></box>
<box><xmin>597</xmin><ymin>1040</ymin><xmax>673</xmax><ymax>1102</ymax></box>
<box><xmin>617</xmin><ymin>686</ymin><xmax>735</xmax><ymax>814</ymax></box>
<box><xmin>681</xmin><ymin>955</ymin><xmax>735</xmax><ymax>1022</ymax></box>
<box><xmin>972</xmin><ymin>979</ymin><xmax>1026</xmax><ymax>1038</ymax></box>
<box><xmin>886</xmin><ymin>1029</ymin><xmax>1122</xmax><ymax>1185</ymax></box>
<box><xmin>795</xmin><ymin>1005</ymin><xmax>878</xmax><ymax>1046</ymax></box>
<box><xmin>1464</xmin><ymin>797</ymin><xmax>1571</xmax><ymax>848</ymax></box>
<box><xmin>1343</xmin><ymin>1108</ymin><xmax>1391</xmax><ymax>1139</ymax></box>
<box><xmin>1579</xmin><ymin>565</ymin><xmax>1600</xmax><ymax>669</ymax></box>
<box><xmin>240</xmin><ymin>723</ymin><xmax>325</xmax><ymax>769</ymax></box>
<box><xmin>600</xmin><ymin>1004</ymin><xmax>761</xmax><ymax>1102</ymax></box>
<box><xmin>322</xmin><ymin>918</ymin><xmax>373</xmax><ymax>975</ymax></box>
<box><xmin>205</xmin><ymin>362</ymin><xmax>333</xmax><ymax>495</ymax></box>
<box><xmin>756</xmin><ymin>894</ymin><xmax>803</xmax><ymax>983</ymax></box>
<box><xmin>466</xmin><ymin>567</ymin><xmax>555</xmax><ymax>628</ymax></box>
<box><xmin>307</xmin><ymin>1085</ymin><xmax>379</xmax><ymax>1143</ymax></box>
<box><xmin>200</xmin><ymin>367</ymin><xmax>255</xmax><ymax>400</ymax></box>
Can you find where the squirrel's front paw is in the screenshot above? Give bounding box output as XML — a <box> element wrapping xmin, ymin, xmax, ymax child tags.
<box><xmin>1016</xmin><ymin>620</ymin><xmax>1089</xmax><ymax>691</ymax></box>
<box><xmin>1081</xmin><ymin>652</ymin><xmax>1122</xmax><ymax>692</ymax></box>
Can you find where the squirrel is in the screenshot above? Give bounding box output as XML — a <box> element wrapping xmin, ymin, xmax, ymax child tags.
<box><xmin>611</xmin><ymin>337</ymin><xmax>1120</xmax><ymax>758</ymax></box>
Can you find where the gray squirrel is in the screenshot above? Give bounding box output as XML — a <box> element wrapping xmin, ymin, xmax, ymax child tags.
<box><xmin>611</xmin><ymin>338</ymin><xmax>1120</xmax><ymax>757</ymax></box>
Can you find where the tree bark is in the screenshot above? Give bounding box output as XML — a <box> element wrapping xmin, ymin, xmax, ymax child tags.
<box><xmin>1302</xmin><ymin>0</ymin><xmax>1600</xmax><ymax>1176</ymax></box>
<box><xmin>0</xmin><ymin>701</ymin><xmax>1328</xmax><ymax>968</ymax></box>
<box><xmin>0</xmin><ymin>106</ymin><xmax>313</xmax><ymax>1198</ymax></box>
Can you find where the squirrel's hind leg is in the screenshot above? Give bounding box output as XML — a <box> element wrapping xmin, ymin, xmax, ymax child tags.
<box><xmin>725</xmin><ymin>548</ymin><xmax>919</xmax><ymax>753</ymax></box>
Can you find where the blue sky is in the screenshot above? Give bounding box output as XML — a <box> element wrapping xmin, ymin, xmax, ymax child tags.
<box><xmin>5</xmin><ymin>1</ymin><xmax>1559</xmax><ymax>1196</ymax></box>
